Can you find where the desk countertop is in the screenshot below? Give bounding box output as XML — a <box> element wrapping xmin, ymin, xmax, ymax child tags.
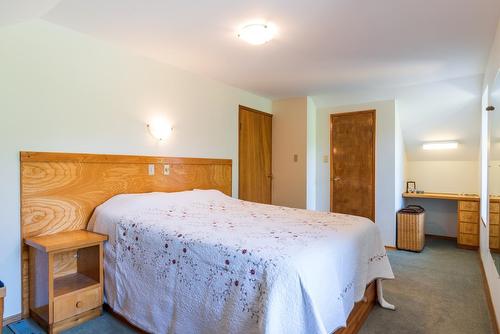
<box><xmin>402</xmin><ymin>192</ymin><xmax>480</xmax><ymax>201</ymax></box>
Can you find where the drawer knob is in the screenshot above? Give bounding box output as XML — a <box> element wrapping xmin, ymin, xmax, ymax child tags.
<box><xmin>76</xmin><ymin>301</ymin><xmax>83</xmax><ymax>308</ymax></box>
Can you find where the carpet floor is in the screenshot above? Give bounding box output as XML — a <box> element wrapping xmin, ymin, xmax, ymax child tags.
<box><xmin>3</xmin><ymin>238</ymin><xmax>494</xmax><ymax>333</ymax></box>
<box><xmin>359</xmin><ymin>238</ymin><xmax>494</xmax><ymax>334</ymax></box>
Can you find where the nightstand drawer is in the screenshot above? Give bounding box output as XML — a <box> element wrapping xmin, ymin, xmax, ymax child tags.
<box><xmin>459</xmin><ymin>201</ymin><xmax>479</xmax><ymax>212</ymax></box>
<box><xmin>54</xmin><ymin>286</ymin><xmax>100</xmax><ymax>322</ymax></box>
<box><xmin>459</xmin><ymin>210</ymin><xmax>478</xmax><ymax>223</ymax></box>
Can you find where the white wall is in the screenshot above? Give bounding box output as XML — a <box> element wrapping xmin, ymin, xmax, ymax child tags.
<box><xmin>272</xmin><ymin>97</ymin><xmax>308</xmax><ymax>208</ymax></box>
<box><xmin>404</xmin><ymin>160</ymin><xmax>480</xmax><ymax>238</ymax></box>
<box><xmin>316</xmin><ymin>100</ymin><xmax>398</xmax><ymax>246</ymax></box>
<box><xmin>406</xmin><ymin>161</ymin><xmax>480</xmax><ymax>194</ymax></box>
<box><xmin>313</xmin><ymin>75</ymin><xmax>483</xmax><ymax>161</ymax></box>
<box><xmin>491</xmin><ymin>161</ymin><xmax>500</xmax><ymax>195</ymax></box>
<box><xmin>395</xmin><ymin>103</ymin><xmax>407</xmax><ymax>212</ymax></box>
<box><xmin>481</xmin><ymin>19</ymin><xmax>500</xmax><ymax>328</ymax></box>
<box><xmin>306</xmin><ymin>97</ymin><xmax>318</xmax><ymax>210</ymax></box>
<box><xmin>0</xmin><ymin>20</ymin><xmax>271</xmax><ymax>318</ymax></box>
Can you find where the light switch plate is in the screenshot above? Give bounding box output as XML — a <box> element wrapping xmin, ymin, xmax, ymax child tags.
<box><xmin>163</xmin><ymin>164</ymin><xmax>170</xmax><ymax>175</ymax></box>
<box><xmin>148</xmin><ymin>164</ymin><xmax>155</xmax><ymax>176</ymax></box>
<box><xmin>293</xmin><ymin>154</ymin><xmax>298</xmax><ymax>162</ymax></box>
<box><xmin>323</xmin><ymin>155</ymin><xmax>329</xmax><ymax>163</ymax></box>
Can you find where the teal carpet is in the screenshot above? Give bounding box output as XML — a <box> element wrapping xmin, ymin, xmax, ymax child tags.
<box><xmin>3</xmin><ymin>238</ymin><xmax>494</xmax><ymax>333</ymax></box>
<box><xmin>359</xmin><ymin>238</ymin><xmax>494</xmax><ymax>334</ymax></box>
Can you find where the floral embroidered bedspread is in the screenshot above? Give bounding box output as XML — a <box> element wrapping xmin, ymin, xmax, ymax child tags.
<box><xmin>89</xmin><ymin>190</ymin><xmax>394</xmax><ymax>334</ymax></box>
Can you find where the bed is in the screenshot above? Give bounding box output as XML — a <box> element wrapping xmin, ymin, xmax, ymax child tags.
<box><xmin>20</xmin><ymin>152</ymin><xmax>394</xmax><ymax>333</ymax></box>
<box><xmin>89</xmin><ymin>189</ymin><xmax>394</xmax><ymax>334</ymax></box>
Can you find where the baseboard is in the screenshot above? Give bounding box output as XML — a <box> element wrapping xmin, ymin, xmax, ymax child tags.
<box><xmin>425</xmin><ymin>234</ymin><xmax>457</xmax><ymax>241</ymax></box>
<box><xmin>479</xmin><ymin>253</ymin><xmax>499</xmax><ymax>334</ymax></box>
<box><xmin>3</xmin><ymin>312</ymin><xmax>22</xmax><ymax>326</ymax></box>
<box><xmin>385</xmin><ymin>245</ymin><xmax>397</xmax><ymax>251</ymax></box>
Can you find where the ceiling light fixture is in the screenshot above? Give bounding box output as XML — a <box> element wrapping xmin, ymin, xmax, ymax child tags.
<box><xmin>238</xmin><ymin>23</ymin><xmax>276</xmax><ymax>45</ymax></box>
<box><xmin>422</xmin><ymin>141</ymin><xmax>458</xmax><ymax>150</ymax></box>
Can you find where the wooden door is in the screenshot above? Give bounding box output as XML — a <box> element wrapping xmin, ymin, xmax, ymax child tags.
<box><xmin>330</xmin><ymin>110</ymin><xmax>375</xmax><ymax>221</ymax></box>
<box><xmin>239</xmin><ymin>106</ymin><xmax>272</xmax><ymax>204</ymax></box>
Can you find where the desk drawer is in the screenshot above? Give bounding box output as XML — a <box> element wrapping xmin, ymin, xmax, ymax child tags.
<box><xmin>460</xmin><ymin>222</ymin><xmax>478</xmax><ymax>235</ymax></box>
<box><xmin>459</xmin><ymin>201</ymin><xmax>479</xmax><ymax>212</ymax></box>
<box><xmin>490</xmin><ymin>236</ymin><xmax>500</xmax><ymax>249</ymax></box>
<box><xmin>53</xmin><ymin>286</ymin><xmax>100</xmax><ymax>323</ymax></box>
<box><xmin>490</xmin><ymin>213</ymin><xmax>499</xmax><ymax>225</ymax></box>
<box><xmin>459</xmin><ymin>210</ymin><xmax>478</xmax><ymax>223</ymax></box>
<box><xmin>458</xmin><ymin>233</ymin><xmax>479</xmax><ymax>247</ymax></box>
<box><xmin>491</xmin><ymin>225</ymin><xmax>500</xmax><ymax>237</ymax></box>
<box><xmin>491</xmin><ymin>202</ymin><xmax>500</xmax><ymax>213</ymax></box>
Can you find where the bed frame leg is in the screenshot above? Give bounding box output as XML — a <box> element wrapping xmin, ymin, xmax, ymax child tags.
<box><xmin>376</xmin><ymin>279</ymin><xmax>395</xmax><ymax>310</ymax></box>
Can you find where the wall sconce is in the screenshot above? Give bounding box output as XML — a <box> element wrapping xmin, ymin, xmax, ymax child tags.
<box><xmin>147</xmin><ymin>119</ymin><xmax>173</xmax><ymax>141</ymax></box>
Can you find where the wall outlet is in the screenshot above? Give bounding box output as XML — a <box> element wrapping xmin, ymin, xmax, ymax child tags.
<box><xmin>163</xmin><ymin>164</ymin><xmax>170</xmax><ymax>175</ymax></box>
<box><xmin>148</xmin><ymin>164</ymin><xmax>155</xmax><ymax>176</ymax></box>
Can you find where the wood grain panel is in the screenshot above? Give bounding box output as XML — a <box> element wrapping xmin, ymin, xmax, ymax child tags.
<box><xmin>330</xmin><ymin>110</ymin><xmax>375</xmax><ymax>221</ymax></box>
<box><xmin>459</xmin><ymin>201</ymin><xmax>479</xmax><ymax>212</ymax></box>
<box><xmin>21</xmin><ymin>151</ymin><xmax>232</xmax><ymax>316</ymax></box>
<box><xmin>460</xmin><ymin>222</ymin><xmax>479</xmax><ymax>235</ymax></box>
<box><xmin>459</xmin><ymin>210</ymin><xmax>479</xmax><ymax>224</ymax></box>
<box><xmin>491</xmin><ymin>202</ymin><xmax>500</xmax><ymax>213</ymax></box>
<box><xmin>403</xmin><ymin>192</ymin><xmax>479</xmax><ymax>201</ymax></box>
<box><xmin>490</xmin><ymin>213</ymin><xmax>499</xmax><ymax>225</ymax></box>
<box><xmin>458</xmin><ymin>233</ymin><xmax>479</xmax><ymax>246</ymax></box>
<box><xmin>238</xmin><ymin>105</ymin><xmax>272</xmax><ymax>204</ymax></box>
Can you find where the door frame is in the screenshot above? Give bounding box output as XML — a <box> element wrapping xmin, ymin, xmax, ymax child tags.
<box><xmin>330</xmin><ymin>109</ymin><xmax>376</xmax><ymax>221</ymax></box>
<box><xmin>238</xmin><ymin>105</ymin><xmax>273</xmax><ymax>202</ymax></box>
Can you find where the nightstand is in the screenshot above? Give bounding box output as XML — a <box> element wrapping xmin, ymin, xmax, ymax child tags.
<box><xmin>25</xmin><ymin>230</ymin><xmax>108</xmax><ymax>334</ymax></box>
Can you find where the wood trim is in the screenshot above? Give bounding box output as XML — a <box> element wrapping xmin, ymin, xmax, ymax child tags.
<box><xmin>20</xmin><ymin>151</ymin><xmax>231</xmax><ymax>165</ymax></box>
<box><xmin>385</xmin><ymin>245</ymin><xmax>397</xmax><ymax>251</ymax></box>
<box><xmin>479</xmin><ymin>253</ymin><xmax>499</xmax><ymax>334</ymax></box>
<box><xmin>403</xmin><ymin>192</ymin><xmax>479</xmax><ymax>201</ymax></box>
<box><xmin>425</xmin><ymin>234</ymin><xmax>457</xmax><ymax>242</ymax></box>
<box><xmin>20</xmin><ymin>151</ymin><xmax>232</xmax><ymax>316</ymax></box>
<box><xmin>3</xmin><ymin>313</ymin><xmax>23</xmax><ymax>326</ymax></box>
<box><xmin>238</xmin><ymin>105</ymin><xmax>273</xmax><ymax>118</ymax></box>
<box><xmin>330</xmin><ymin>110</ymin><xmax>376</xmax><ymax>222</ymax></box>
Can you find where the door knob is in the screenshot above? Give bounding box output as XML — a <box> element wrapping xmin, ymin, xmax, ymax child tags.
<box><xmin>334</xmin><ymin>177</ymin><xmax>341</xmax><ymax>181</ymax></box>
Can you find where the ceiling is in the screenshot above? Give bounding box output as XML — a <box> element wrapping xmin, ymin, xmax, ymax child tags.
<box><xmin>2</xmin><ymin>0</ymin><xmax>499</xmax><ymax>99</ymax></box>
<box><xmin>1</xmin><ymin>0</ymin><xmax>499</xmax><ymax>162</ymax></box>
<box><xmin>314</xmin><ymin>74</ymin><xmax>483</xmax><ymax>160</ymax></box>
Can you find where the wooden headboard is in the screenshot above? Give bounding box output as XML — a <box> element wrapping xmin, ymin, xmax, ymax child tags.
<box><xmin>20</xmin><ymin>151</ymin><xmax>232</xmax><ymax>315</ymax></box>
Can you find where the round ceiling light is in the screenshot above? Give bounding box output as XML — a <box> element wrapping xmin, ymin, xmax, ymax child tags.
<box><xmin>238</xmin><ymin>23</ymin><xmax>276</xmax><ymax>45</ymax></box>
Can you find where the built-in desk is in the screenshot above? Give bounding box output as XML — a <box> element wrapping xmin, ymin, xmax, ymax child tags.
<box><xmin>402</xmin><ymin>192</ymin><xmax>479</xmax><ymax>249</ymax></box>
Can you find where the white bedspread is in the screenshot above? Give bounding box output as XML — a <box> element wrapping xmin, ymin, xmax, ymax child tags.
<box><xmin>89</xmin><ymin>190</ymin><xmax>393</xmax><ymax>334</ymax></box>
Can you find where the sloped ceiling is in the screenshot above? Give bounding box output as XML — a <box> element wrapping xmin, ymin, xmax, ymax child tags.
<box><xmin>24</xmin><ymin>0</ymin><xmax>500</xmax><ymax>98</ymax></box>
<box><xmin>313</xmin><ymin>75</ymin><xmax>483</xmax><ymax>161</ymax></box>
<box><xmin>1</xmin><ymin>0</ymin><xmax>500</xmax><ymax>161</ymax></box>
